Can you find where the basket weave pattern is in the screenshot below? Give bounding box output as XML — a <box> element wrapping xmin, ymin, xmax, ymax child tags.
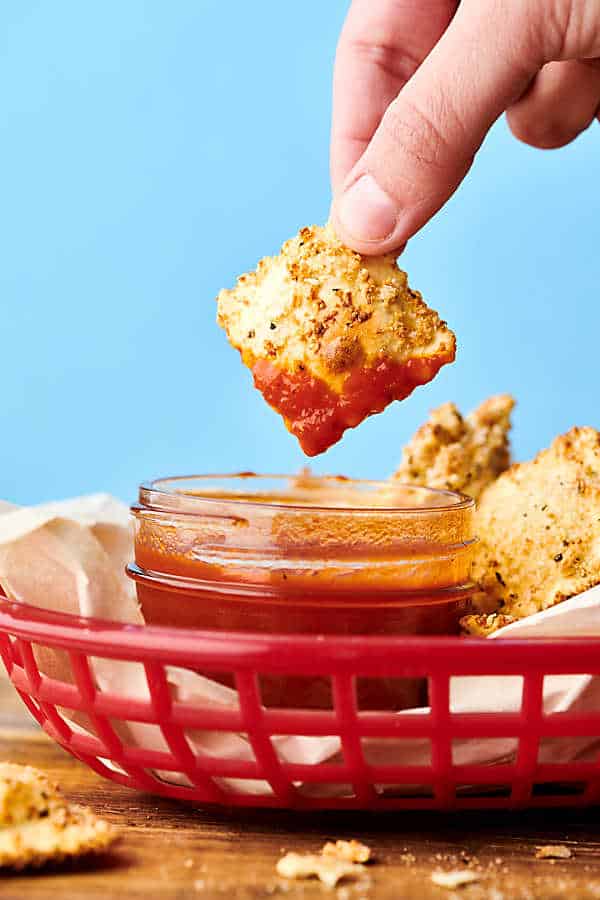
<box><xmin>1</xmin><ymin>598</ymin><xmax>599</xmax><ymax>810</ymax></box>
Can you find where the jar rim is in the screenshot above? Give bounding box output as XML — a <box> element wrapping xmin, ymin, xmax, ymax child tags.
<box><xmin>137</xmin><ymin>473</ymin><xmax>474</xmax><ymax>517</ymax></box>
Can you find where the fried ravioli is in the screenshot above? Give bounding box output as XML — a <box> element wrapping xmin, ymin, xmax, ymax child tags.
<box><xmin>0</xmin><ymin>762</ymin><xmax>117</xmax><ymax>869</ymax></box>
<box><xmin>217</xmin><ymin>224</ymin><xmax>455</xmax><ymax>456</ymax></box>
<box><xmin>463</xmin><ymin>427</ymin><xmax>600</xmax><ymax>631</ymax></box>
<box><xmin>393</xmin><ymin>395</ymin><xmax>514</xmax><ymax>500</ymax></box>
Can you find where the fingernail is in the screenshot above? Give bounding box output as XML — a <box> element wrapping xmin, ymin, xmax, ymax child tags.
<box><xmin>337</xmin><ymin>174</ymin><xmax>398</xmax><ymax>243</ymax></box>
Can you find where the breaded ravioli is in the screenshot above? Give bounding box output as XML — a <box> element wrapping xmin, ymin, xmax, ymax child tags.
<box><xmin>462</xmin><ymin>427</ymin><xmax>600</xmax><ymax>633</ymax></box>
<box><xmin>0</xmin><ymin>762</ymin><xmax>117</xmax><ymax>869</ymax></box>
<box><xmin>393</xmin><ymin>395</ymin><xmax>514</xmax><ymax>500</ymax></box>
<box><xmin>217</xmin><ymin>224</ymin><xmax>455</xmax><ymax>455</ymax></box>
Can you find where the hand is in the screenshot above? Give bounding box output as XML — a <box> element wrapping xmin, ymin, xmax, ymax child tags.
<box><xmin>330</xmin><ymin>0</ymin><xmax>600</xmax><ymax>255</ymax></box>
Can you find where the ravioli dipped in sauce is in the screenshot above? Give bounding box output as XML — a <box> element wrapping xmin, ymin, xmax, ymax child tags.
<box><xmin>217</xmin><ymin>224</ymin><xmax>455</xmax><ymax>455</ymax></box>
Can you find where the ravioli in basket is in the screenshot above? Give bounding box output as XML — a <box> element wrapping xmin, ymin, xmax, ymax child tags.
<box><xmin>217</xmin><ymin>224</ymin><xmax>455</xmax><ymax>455</ymax></box>
<box><xmin>463</xmin><ymin>426</ymin><xmax>600</xmax><ymax>633</ymax></box>
<box><xmin>393</xmin><ymin>394</ymin><xmax>514</xmax><ymax>500</ymax></box>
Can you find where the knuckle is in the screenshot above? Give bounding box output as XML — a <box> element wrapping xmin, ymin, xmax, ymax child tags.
<box><xmin>467</xmin><ymin>0</ymin><xmax>551</xmax><ymax>68</ymax></box>
<box><xmin>344</xmin><ymin>36</ymin><xmax>420</xmax><ymax>84</ymax></box>
<box><xmin>532</xmin><ymin>0</ymin><xmax>570</xmax><ymax>60</ymax></box>
<box><xmin>536</xmin><ymin>0</ymin><xmax>600</xmax><ymax>60</ymax></box>
<box><xmin>562</xmin><ymin>0</ymin><xmax>600</xmax><ymax>58</ymax></box>
<box><xmin>378</xmin><ymin>94</ymin><xmax>472</xmax><ymax>176</ymax></box>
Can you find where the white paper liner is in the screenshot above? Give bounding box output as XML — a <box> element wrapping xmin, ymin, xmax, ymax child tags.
<box><xmin>0</xmin><ymin>493</ymin><xmax>599</xmax><ymax>798</ymax></box>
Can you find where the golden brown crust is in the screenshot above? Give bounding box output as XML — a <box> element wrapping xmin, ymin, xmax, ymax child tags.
<box><xmin>276</xmin><ymin>851</ymin><xmax>365</xmax><ymax>888</ymax></box>
<box><xmin>469</xmin><ymin>426</ymin><xmax>600</xmax><ymax>622</ymax></box>
<box><xmin>0</xmin><ymin>762</ymin><xmax>117</xmax><ymax>869</ymax></box>
<box><xmin>321</xmin><ymin>839</ymin><xmax>371</xmax><ymax>863</ymax></box>
<box><xmin>460</xmin><ymin>612</ymin><xmax>517</xmax><ymax>636</ymax></box>
<box><xmin>217</xmin><ymin>224</ymin><xmax>455</xmax><ymax>392</ymax></box>
<box><xmin>394</xmin><ymin>395</ymin><xmax>514</xmax><ymax>500</ymax></box>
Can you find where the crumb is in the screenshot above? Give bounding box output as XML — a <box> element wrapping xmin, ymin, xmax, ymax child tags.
<box><xmin>184</xmin><ymin>857</ymin><xmax>194</xmax><ymax>868</ymax></box>
<box><xmin>431</xmin><ymin>869</ymin><xmax>482</xmax><ymax>889</ymax></box>
<box><xmin>461</xmin><ymin>611</ymin><xmax>517</xmax><ymax>636</ymax></box>
<box><xmin>535</xmin><ymin>845</ymin><xmax>573</xmax><ymax>859</ymax></box>
<box><xmin>322</xmin><ymin>839</ymin><xmax>371</xmax><ymax>864</ymax></box>
<box><xmin>276</xmin><ymin>851</ymin><xmax>364</xmax><ymax>889</ymax></box>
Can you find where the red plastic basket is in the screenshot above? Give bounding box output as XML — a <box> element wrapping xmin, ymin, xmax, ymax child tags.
<box><xmin>1</xmin><ymin>595</ymin><xmax>600</xmax><ymax>811</ymax></box>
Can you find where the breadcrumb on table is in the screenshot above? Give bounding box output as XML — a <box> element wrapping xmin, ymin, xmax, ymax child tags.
<box><xmin>535</xmin><ymin>845</ymin><xmax>573</xmax><ymax>859</ymax></box>
<box><xmin>430</xmin><ymin>869</ymin><xmax>481</xmax><ymax>889</ymax></box>
<box><xmin>322</xmin><ymin>839</ymin><xmax>371</xmax><ymax>863</ymax></box>
<box><xmin>276</xmin><ymin>851</ymin><xmax>365</xmax><ymax>888</ymax></box>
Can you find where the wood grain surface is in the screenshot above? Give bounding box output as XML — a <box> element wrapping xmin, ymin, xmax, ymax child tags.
<box><xmin>2</xmin><ymin>674</ymin><xmax>600</xmax><ymax>899</ymax></box>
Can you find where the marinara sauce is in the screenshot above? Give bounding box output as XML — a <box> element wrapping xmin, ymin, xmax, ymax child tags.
<box><xmin>253</xmin><ymin>352</ymin><xmax>454</xmax><ymax>457</ymax></box>
<box><xmin>129</xmin><ymin>475</ymin><xmax>476</xmax><ymax>710</ymax></box>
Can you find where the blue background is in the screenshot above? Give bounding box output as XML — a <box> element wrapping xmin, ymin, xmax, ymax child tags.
<box><xmin>1</xmin><ymin>2</ymin><xmax>598</xmax><ymax>505</ymax></box>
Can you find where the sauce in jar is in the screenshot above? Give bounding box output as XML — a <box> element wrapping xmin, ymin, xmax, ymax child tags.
<box><xmin>129</xmin><ymin>474</ymin><xmax>476</xmax><ymax>709</ymax></box>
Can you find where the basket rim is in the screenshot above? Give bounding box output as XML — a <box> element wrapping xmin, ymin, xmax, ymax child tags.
<box><xmin>2</xmin><ymin>597</ymin><xmax>600</xmax><ymax>675</ymax></box>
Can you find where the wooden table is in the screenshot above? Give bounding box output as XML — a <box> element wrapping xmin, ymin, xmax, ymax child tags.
<box><xmin>2</xmin><ymin>676</ymin><xmax>600</xmax><ymax>899</ymax></box>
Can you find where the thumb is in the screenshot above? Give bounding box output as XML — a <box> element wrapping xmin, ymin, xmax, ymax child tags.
<box><xmin>331</xmin><ymin>0</ymin><xmax>545</xmax><ymax>255</ymax></box>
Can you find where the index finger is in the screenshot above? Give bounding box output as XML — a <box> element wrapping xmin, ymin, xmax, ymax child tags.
<box><xmin>331</xmin><ymin>0</ymin><xmax>458</xmax><ymax>194</ymax></box>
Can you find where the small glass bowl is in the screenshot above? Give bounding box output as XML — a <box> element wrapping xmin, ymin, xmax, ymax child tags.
<box><xmin>128</xmin><ymin>474</ymin><xmax>476</xmax><ymax>709</ymax></box>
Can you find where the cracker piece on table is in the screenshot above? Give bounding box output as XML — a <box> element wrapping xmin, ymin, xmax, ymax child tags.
<box><xmin>0</xmin><ymin>762</ymin><xmax>117</xmax><ymax>869</ymax></box>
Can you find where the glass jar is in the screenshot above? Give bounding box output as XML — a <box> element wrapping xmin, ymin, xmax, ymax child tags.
<box><xmin>128</xmin><ymin>474</ymin><xmax>476</xmax><ymax>710</ymax></box>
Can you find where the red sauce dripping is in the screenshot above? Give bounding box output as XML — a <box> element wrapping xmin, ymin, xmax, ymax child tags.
<box><xmin>253</xmin><ymin>351</ymin><xmax>454</xmax><ymax>456</ymax></box>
